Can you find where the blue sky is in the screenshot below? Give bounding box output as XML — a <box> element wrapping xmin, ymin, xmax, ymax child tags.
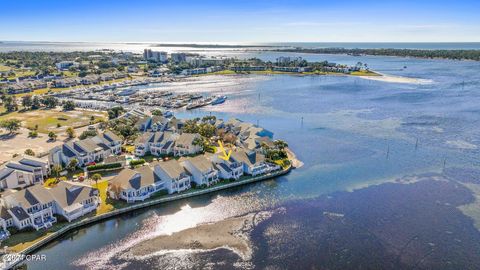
<box><xmin>1</xmin><ymin>0</ymin><xmax>480</xmax><ymax>42</ymax></box>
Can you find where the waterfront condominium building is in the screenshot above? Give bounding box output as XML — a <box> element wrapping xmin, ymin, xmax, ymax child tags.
<box><xmin>143</xmin><ymin>49</ymin><xmax>168</xmax><ymax>63</ymax></box>
<box><xmin>171</xmin><ymin>53</ymin><xmax>187</xmax><ymax>63</ymax></box>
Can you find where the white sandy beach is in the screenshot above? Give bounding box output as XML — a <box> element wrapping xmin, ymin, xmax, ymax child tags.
<box><xmin>357</xmin><ymin>72</ymin><xmax>434</xmax><ymax>84</ymax></box>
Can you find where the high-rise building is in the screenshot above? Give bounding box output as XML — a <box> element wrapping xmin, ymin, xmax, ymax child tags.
<box><xmin>143</xmin><ymin>49</ymin><xmax>168</xmax><ymax>63</ymax></box>
<box><xmin>171</xmin><ymin>53</ymin><xmax>187</xmax><ymax>63</ymax></box>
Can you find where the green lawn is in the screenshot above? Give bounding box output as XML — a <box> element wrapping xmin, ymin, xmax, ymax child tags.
<box><xmin>0</xmin><ymin>64</ymin><xmax>12</xmax><ymax>72</ymax></box>
<box><xmin>3</xmin><ymin>221</ymin><xmax>67</xmax><ymax>252</ymax></box>
<box><xmin>0</xmin><ymin>108</ymin><xmax>106</xmax><ymax>134</ymax></box>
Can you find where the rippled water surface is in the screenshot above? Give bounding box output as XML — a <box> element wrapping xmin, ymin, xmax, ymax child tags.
<box><xmin>23</xmin><ymin>52</ymin><xmax>480</xmax><ymax>269</ymax></box>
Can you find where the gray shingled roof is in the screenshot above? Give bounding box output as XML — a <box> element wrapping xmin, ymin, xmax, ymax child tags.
<box><xmin>110</xmin><ymin>166</ymin><xmax>158</xmax><ymax>191</ymax></box>
<box><xmin>9</xmin><ymin>206</ymin><xmax>29</xmax><ymax>221</ymax></box>
<box><xmin>0</xmin><ymin>167</ymin><xmax>14</xmax><ymax>180</ymax></box>
<box><xmin>49</xmin><ymin>181</ymin><xmax>97</xmax><ymax>210</ymax></box>
<box><xmin>184</xmin><ymin>155</ymin><xmax>214</xmax><ymax>173</ymax></box>
<box><xmin>152</xmin><ymin>160</ymin><xmax>187</xmax><ymax>179</ymax></box>
<box><xmin>6</xmin><ymin>185</ymin><xmax>54</xmax><ymax>208</ymax></box>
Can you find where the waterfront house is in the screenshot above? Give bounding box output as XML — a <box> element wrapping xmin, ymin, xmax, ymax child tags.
<box><xmin>49</xmin><ymin>181</ymin><xmax>99</xmax><ymax>222</ymax></box>
<box><xmin>229</xmin><ymin>66</ymin><xmax>267</xmax><ymax>72</ymax></box>
<box><xmin>272</xmin><ymin>66</ymin><xmax>312</xmax><ymax>73</ymax></box>
<box><xmin>241</xmin><ymin>135</ymin><xmax>275</xmax><ymax>153</ymax></box>
<box><xmin>108</xmin><ymin>166</ymin><xmax>165</xmax><ymax>203</ymax></box>
<box><xmin>0</xmin><ymin>206</ymin><xmax>13</xmax><ymax>238</ymax></box>
<box><xmin>152</xmin><ymin>160</ymin><xmax>191</xmax><ymax>194</ymax></box>
<box><xmin>2</xmin><ymin>185</ymin><xmax>57</xmax><ymax>231</ymax></box>
<box><xmin>49</xmin><ymin>131</ymin><xmax>122</xmax><ymax>167</ymax></box>
<box><xmin>134</xmin><ymin>131</ymin><xmax>177</xmax><ymax>157</ymax></box>
<box><xmin>230</xmin><ymin>149</ymin><xmax>269</xmax><ymax>176</ymax></box>
<box><xmin>181</xmin><ymin>155</ymin><xmax>219</xmax><ymax>187</ymax></box>
<box><xmin>209</xmin><ymin>153</ymin><xmax>244</xmax><ymax>180</ymax></box>
<box><xmin>173</xmin><ymin>133</ymin><xmax>202</xmax><ymax>156</ymax></box>
<box><xmin>0</xmin><ymin>156</ymin><xmax>50</xmax><ymax>190</ymax></box>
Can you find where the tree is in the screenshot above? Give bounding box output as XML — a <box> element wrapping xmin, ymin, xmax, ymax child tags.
<box><xmin>79</xmin><ymin>130</ymin><xmax>97</xmax><ymax>140</ymax></box>
<box><xmin>66</xmin><ymin>126</ymin><xmax>76</xmax><ymax>139</ymax></box>
<box><xmin>41</xmin><ymin>96</ymin><xmax>58</xmax><ymax>108</ymax></box>
<box><xmin>31</xmin><ymin>96</ymin><xmax>41</xmax><ymax>109</ymax></box>
<box><xmin>0</xmin><ymin>119</ymin><xmax>21</xmax><ymax>134</ymax></box>
<box><xmin>91</xmin><ymin>173</ymin><xmax>102</xmax><ymax>187</ymax></box>
<box><xmin>151</xmin><ymin>109</ymin><xmax>163</xmax><ymax>116</ymax></box>
<box><xmin>183</xmin><ymin>119</ymin><xmax>199</xmax><ymax>133</ymax></box>
<box><xmin>198</xmin><ymin>123</ymin><xmax>216</xmax><ymax>138</ymax></box>
<box><xmin>24</xmin><ymin>149</ymin><xmax>35</xmax><ymax>156</ymax></box>
<box><xmin>28</xmin><ymin>130</ymin><xmax>38</xmax><ymax>137</ymax></box>
<box><xmin>67</xmin><ymin>158</ymin><xmax>78</xmax><ymax>172</ymax></box>
<box><xmin>3</xmin><ymin>96</ymin><xmax>18</xmax><ymax>112</ymax></box>
<box><xmin>273</xmin><ymin>140</ymin><xmax>288</xmax><ymax>150</ymax></box>
<box><xmin>51</xmin><ymin>164</ymin><xmax>63</xmax><ymax>179</ymax></box>
<box><xmin>107</xmin><ymin>106</ymin><xmax>125</xmax><ymax>119</ymax></box>
<box><xmin>48</xmin><ymin>131</ymin><xmax>57</xmax><ymax>141</ymax></box>
<box><xmin>21</xmin><ymin>95</ymin><xmax>33</xmax><ymax>109</ymax></box>
<box><xmin>62</xmin><ymin>100</ymin><xmax>75</xmax><ymax>111</ymax></box>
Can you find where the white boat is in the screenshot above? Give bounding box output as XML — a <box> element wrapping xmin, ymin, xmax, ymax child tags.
<box><xmin>211</xmin><ymin>95</ymin><xmax>227</xmax><ymax>105</ymax></box>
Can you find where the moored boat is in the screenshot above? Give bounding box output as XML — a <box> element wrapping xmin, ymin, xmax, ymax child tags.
<box><xmin>211</xmin><ymin>95</ymin><xmax>227</xmax><ymax>105</ymax></box>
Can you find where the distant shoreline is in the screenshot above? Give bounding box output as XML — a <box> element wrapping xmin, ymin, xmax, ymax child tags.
<box><xmin>271</xmin><ymin>48</ymin><xmax>480</xmax><ymax>61</ymax></box>
<box><xmin>150</xmin><ymin>43</ymin><xmax>278</xmax><ymax>48</ymax></box>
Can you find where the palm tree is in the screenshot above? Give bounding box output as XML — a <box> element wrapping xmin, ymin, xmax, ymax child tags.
<box><xmin>51</xmin><ymin>165</ymin><xmax>63</xmax><ymax>180</ymax></box>
<box><xmin>48</xmin><ymin>131</ymin><xmax>57</xmax><ymax>141</ymax></box>
<box><xmin>274</xmin><ymin>140</ymin><xmax>288</xmax><ymax>150</ymax></box>
<box><xmin>67</xmin><ymin>158</ymin><xmax>78</xmax><ymax>172</ymax></box>
<box><xmin>91</xmin><ymin>173</ymin><xmax>102</xmax><ymax>188</ymax></box>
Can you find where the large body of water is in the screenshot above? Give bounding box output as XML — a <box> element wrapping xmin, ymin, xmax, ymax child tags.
<box><xmin>15</xmin><ymin>48</ymin><xmax>480</xmax><ymax>269</ymax></box>
<box><xmin>1</xmin><ymin>41</ymin><xmax>480</xmax><ymax>53</ymax></box>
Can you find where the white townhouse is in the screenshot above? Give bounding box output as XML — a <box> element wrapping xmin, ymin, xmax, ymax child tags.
<box><xmin>0</xmin><ymin>206</ymin><xmax>13</xmax><ymax>238</ymax></box>
<box><xmin>181</xmin><ymin>155</ymin><xmax>219</xmax><ymax>187</ymax></box>
<box><xmin>230</xmin><ymin>149</ymin><xmax>270</xmax><ymax>176</ymax></box>
<box><xmin>134</xmin><ymin>131</ymin><xmax>177</xmax><ymax>157</ymax></box>
<box><xmin>152</xmin><ymin>160</ymin><xmax>191</xmax><ymax>194</ymax></box>
<box><xmin>2</xmin><ymin>185</ymin><xmax>57</xmax><ymax>231</ymax></box>
<box><xmin>0</xmin><ymin>182</ymin><xmax>100</xmax><ymax>231</ymax></box>
<box><xmin>49</xmin><ymin>131</ymin><xmax>122</xmax><ymax>167</ymax></box>
<box><xmin>225</xmin><ymin>118</ymin><xmax>274</xmax><ymax>139</ymax></box>
<box><xmin>49</xmin><ymin>181</ymin><xmax>99</xmax><ymax>222</ymax></box>
<box><xmin>136</xmin><ymin>115</ymin><xmax>170</xmax><ymax>132</ymax></box>
<box><xmin>173</xmin><ymin>133</ymin><xmax>202</xmax><ymax>157</ymax></box>
<box><xmin>0</xmin><ymin>156</ymin><xmax>50</xmax><ymax>190</ymax></box>
<box><xmin>134</xmin><ymin>132</ymin><xmax>156</xmax><ymax>156</ymax></box>
<box><xmin>108</xmin><ymin>166</ymin><xmax>165</xmax><ymax>203</ymax></box>
<box><xmin>209</xmin><ymin>153</ymin><xmax>244</xmax><ymax>180</ymax></box>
